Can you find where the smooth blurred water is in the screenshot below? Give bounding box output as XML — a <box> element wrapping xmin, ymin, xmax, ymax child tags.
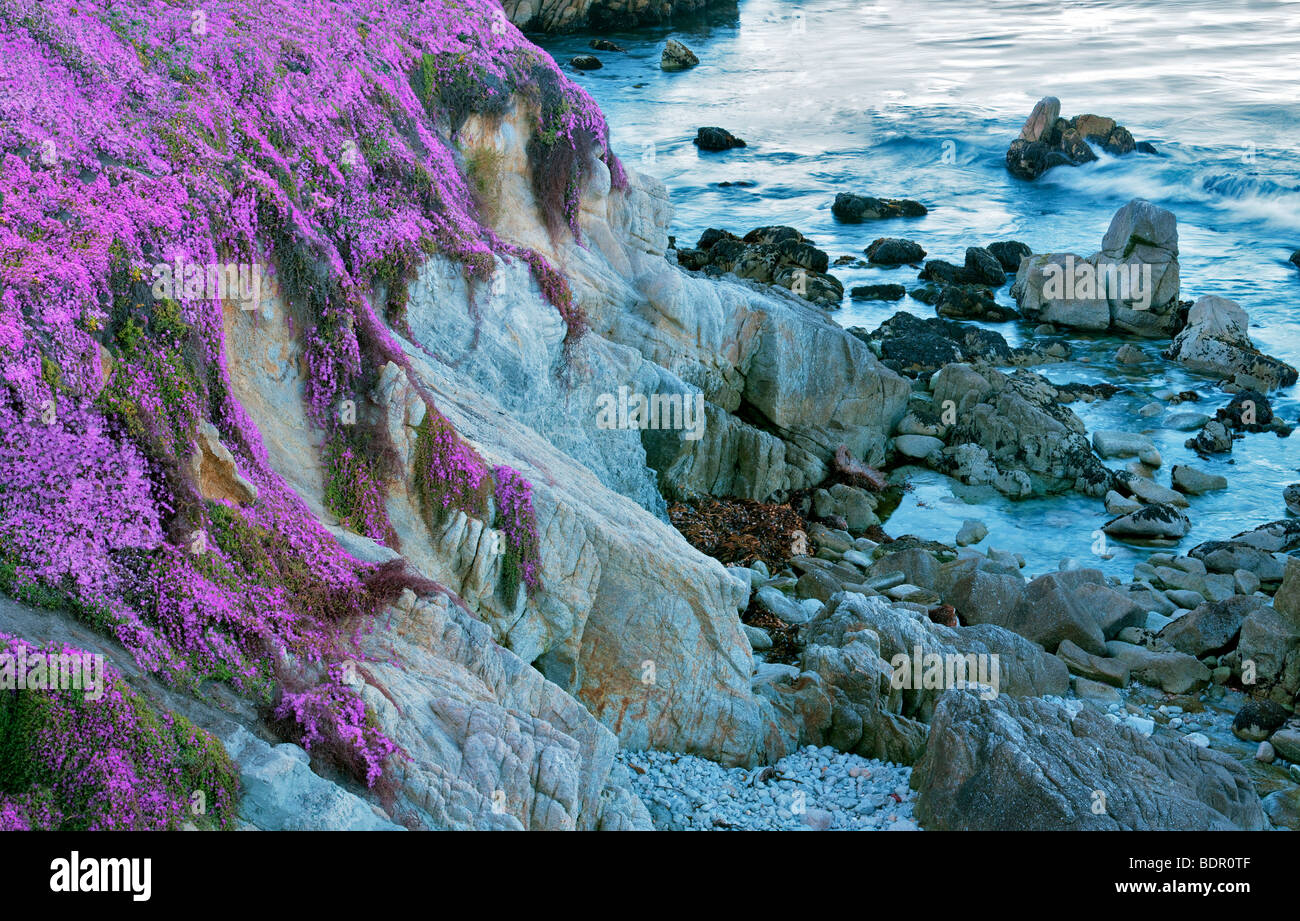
<box><xmin>537</xmin><ymin>0</ymin><xmax>1300</xmax><ymax>577</ymax></box>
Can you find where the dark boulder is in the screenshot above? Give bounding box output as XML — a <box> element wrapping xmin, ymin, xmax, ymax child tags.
<box><xmin>684</xmin><ymin>224</ymin><xmax>842</xmax><ymax>306</ymax></box>
<box><xmin>731</xmin><ymin>243</ymin><xmax>782</xmax><ymax>284</ymax></box>
<box><xmin>1006</xmin><ymin>138</ymin><xmax>1077</xmax><ymax>181</ymax></box>
<box><xmin>849</xmin><ymin>284</ymin><xmax>906</xmax><ymax>302</ymax></box>
<box><xmin>917</xmin><ymin>260</ymin><xmax>964</xmax><ymax>285</ymax></box>
<box><xmin>865</xmin><ymin>237</ymin><xmax>926</xmax><ymax>265</ymax></box>
<box><xmin>570</xmin><ymin>55</ymin><xmax>602</xmax><ymax>70</ymax></box>
<box><xmin>852</xmin><ymin>311</ymin><xmax>1020</xmax><ymax>377</ymax></box>
<box><xmin>962</xmin><ymin>246</ymin><xmax>1007</xmax><ymax>287</ymax></box>
<box><xmin>831</xmin><ymin>192</ymin><xmax>927</xmax><ymax>222</ymax></box>
<box><xmin>987</xmin><ymin>240</ymin><xmax>1032</xmax><ymax>272</ymax></box>
<box><xmin>742</xmin><ymin>225</ymin><xmax>803</xmax><ymax>246</ymax></box>
<box><xmin>932</xmin><ymin>284</ymin><xmax>1019</xmax><ymax>322</ymax></box>
<box><xmin>776</xmin><ymin>238</ymin><xmax>829</xmax><ymax>274</ymax></box>
<box><xmin>773</xmin><ymin>265</ymin><xmax>843</xmax><ymax>307</ymax></box>
<box><xmin>694</xmin><ymin>127</ymin><xmax>747</xmax><ymax>151</ymax></box>
<box><xmin>696</xmin><ymin>227</ymin><xmax>739</xmax><ymax>250</ymax></box>
<box><xmin>740</xmin><ymin>227</ymin><xmax>829</xmax><ymax>273</ymax></box>
<box><xmin>1232</xmin><ymin>699</ymin><xmax>1290</xmax><ymax>742</ymax></box>
<box><xmin>705</xmin><ymin>237</ymin><xmax>747</xmax><ymax>271</ymax></box>
<box><xmin>674</xmin><ymin>247</ymin><xmax>710</xmax><ymax>271</ymax></box>
<box><xmin>1216</xmin><ymin>389</ymin><xmax>1273</xmax><ymax>431</ymax></box>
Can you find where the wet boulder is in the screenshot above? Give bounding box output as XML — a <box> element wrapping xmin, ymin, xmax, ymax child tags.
<box><xmin>694</xmin><ymin>126</ymin><xmax>747</xmax><ymax>151</ymax></box>
<box><xmin>660</xmin><ymin>39</ymin><xmax>699</xmax><ymax>71</ymax></box>
<box><xmin>1167</xmin><ymin>296</ymin><xmax>1298</xmax><ymax>390</ymax></box>
<box><xmin>851</xmin><ymin>311</ymin><xmax>1050</xmax><ymax>379</ymax></box>
<box><xmin>929</xmin><ymin>284</ymin><xmax>1019</xmax><ymax>322</ymax></box>
<box><xmin>831</xmin><ymin>192</ymin><xmax>927</xmax><ymax>222</ymax></box>
<box><xmin>1012</xmin><ymin>199</ymin><xmax>1181</xmax><ymax>335</ymax></box>
<box><xmin>865</xmin><ymin>237</ymin><xmax>926</xmax><ymax>265</ymax></box>
<box><xmin>962</xmin><ymin>246</ymin><xmax>1008</xmax><ymax>286</ymax></box>
<box><xmin>849</xmin><ymin>283</ymin><xmax>906</xmax><ymax>302</ymax></box>
<box><xmin>1103</xmin><ymin>503</ymin><xmax>1191</xmax><ymax>541</ymax></box>
<box><xmin>987</xmin><ymin>240</ymin><xmax>1032</xmax><ymax>273</ymax></box>
<box><xmin>1006</xmin><ymin>97</ymin><xmax>1149</xmax><ymax>181</ymax></box>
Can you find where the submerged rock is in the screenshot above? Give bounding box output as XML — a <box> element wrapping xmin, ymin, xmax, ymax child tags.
<box><xmin>849</xmin><ymin>283</ymin><xmax>906</xmax><ymax>301</ymax></box>
<box><xmin>831</xmin><ymin>191</ymin><xmax>928</xmax><ymax>222</ymax></box>
<box><xmin>1092</xmin><ymin>430</ymin><xmax>1161</xmax><ymax>466</ymax></box>
<box><xmin>1171</xmin><ymin>464</ymin><xmax>1227</xmax><ymax>494</ymax></box>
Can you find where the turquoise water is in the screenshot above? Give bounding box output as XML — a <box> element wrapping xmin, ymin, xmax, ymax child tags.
<box><xmin>536</xmin><ymin>0</ymin><xmax>1300</xmax><ymax>577</ymax></box>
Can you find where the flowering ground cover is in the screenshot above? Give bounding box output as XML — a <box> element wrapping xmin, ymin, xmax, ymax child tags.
<box><xmin>0</xmin><ymin>634</ymin><xmax>240</xmax><ymax>830</ymax></box>
<box><xmin>0</xmin><ymin>0</ymin><xmax>609</xmax><ymax>808</ymax></box>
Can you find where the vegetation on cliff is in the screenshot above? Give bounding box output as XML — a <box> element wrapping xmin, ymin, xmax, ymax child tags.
<box><xmin>0</xmin><ymin>635</ymin><xmax>240</xmax><ymax>830</ymax></box>
<box><xmin>0</xmin><ymin>0</ymin><xmax>619</xmax><ymax>806</ymax></box>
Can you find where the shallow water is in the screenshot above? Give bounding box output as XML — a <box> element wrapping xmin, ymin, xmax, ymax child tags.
<box><xmin>537</xmin><ymin>0</ymin><xmax>1300</xmax><ymax>577</ymax></box>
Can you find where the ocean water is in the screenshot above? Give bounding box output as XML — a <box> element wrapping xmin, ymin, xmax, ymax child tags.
<box><xmin>536</xmin><ymin>0</ymin><xmax>1300</xmax><ymax>577</ymax></box>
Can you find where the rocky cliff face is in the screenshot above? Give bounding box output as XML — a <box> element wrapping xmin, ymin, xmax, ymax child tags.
<box><xmin>232</xmin><ymin>98</ymin><xmax>911</xmax><ymax>824</ymax></box>
<box><xmin>0</xmin><ymin>0</ymin><xmax>907</xmax><ymax>829</ymax></box>
<box><xmin>222</xmin><ymin>98</ymin><xmax>911</xmax><ymax>784</ymax></box>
